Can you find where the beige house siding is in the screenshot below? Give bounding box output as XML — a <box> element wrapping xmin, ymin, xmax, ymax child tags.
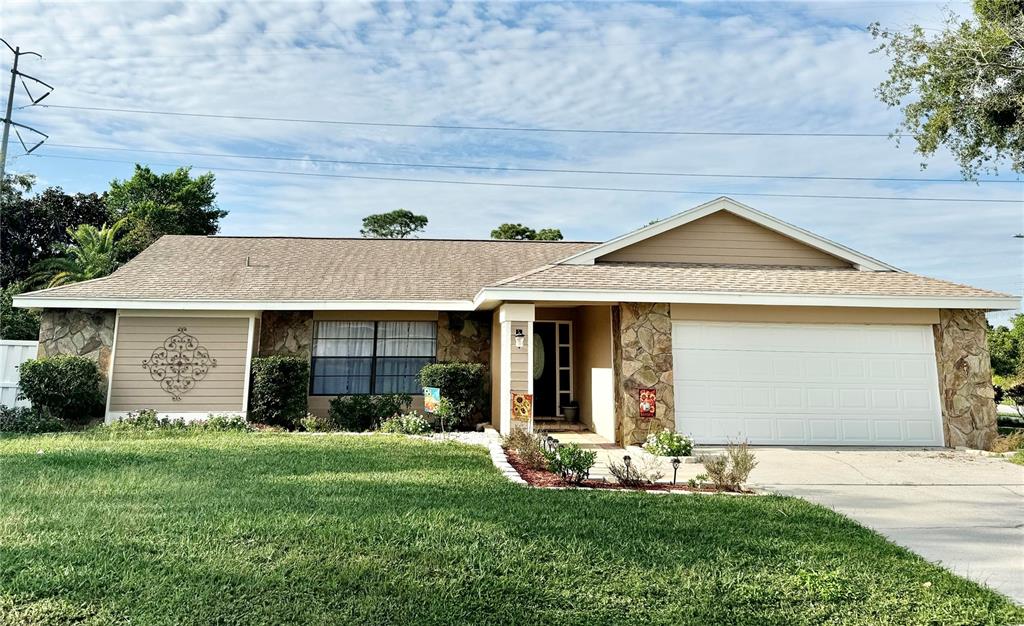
<box><xmin>509</xmin><ymin>321</ymin><xmax>530</xmax><ymax>392</ymax></box>
<box><xmin>598</xmin><ymin>210</ymin><xmax>852</xmax><ymax>267</ymax></box>
<box><xmin>108</xmin><ymin>315</ymin><xmax>250</xmax><ymax>413</ymax></box>
<box><xmin>670</xmin><ymin>304</ymin><xmax>939</xmax><ymax>325</ymax></box>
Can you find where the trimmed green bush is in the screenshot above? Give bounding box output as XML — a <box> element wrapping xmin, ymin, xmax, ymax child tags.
<box><xmin>418</xmin><ymin>362</ymin><xmax>486</xmax><ymax>429</ymax></box>
<box><xmin>545</xmin><ymin>443</ymin><xmax>597</xmax><ymax>485</ymax></box>
<box><xmin>0</xmin><ymin>406</ymin><xmax>65</xmax><ymax>434</ymax></box>
<box><xmin>299</xmin><ymin>412</ymin><xmax>334</xmax><ymax>432</ymax></box>
<box><xmin>104</xmin><ymin>410</ymin><xmax>251</xmax><ymax>435</ymax></box>
<box><xmin>248</xmin><ymin>356</ymin><xmax>309</xmax><ymax>428</ymax></box>
<box><xmin>17</xmin><ymin>355</ymin><xmax>104</xmax><ymax>423</ymax></box>
<box><xmin>329</xmin><ymin>394</ymin><xmax>411</xmax><ymax>431</ymax></box>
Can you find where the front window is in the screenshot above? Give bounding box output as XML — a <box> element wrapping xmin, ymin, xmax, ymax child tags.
<box><xmin>310</xmin><ymin>320</ymin><xmax>436</xmax><ymax>395</ymax></box>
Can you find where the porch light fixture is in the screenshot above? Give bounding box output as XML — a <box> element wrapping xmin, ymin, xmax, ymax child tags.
<box><xmin>671</xmin><ymin>457</ymin><xmax>681</xmax><ymax>485</ymax></box>
<box><xmin>513</xmin><ymin>328</ymin><xmax>525</xmax><ymax>350</ymax></box>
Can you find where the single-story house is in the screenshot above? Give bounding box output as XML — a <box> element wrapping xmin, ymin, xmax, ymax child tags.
<box><xmin>14</xmin><ymin>197</ymin><xmax>1019</xmax><ymax>448</ymax></box>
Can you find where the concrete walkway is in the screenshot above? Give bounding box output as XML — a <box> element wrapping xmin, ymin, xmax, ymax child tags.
<box><xmin>546</xmin><ymin>431</ymin><xmax>1024</xmax><ymax>603</ymax></box>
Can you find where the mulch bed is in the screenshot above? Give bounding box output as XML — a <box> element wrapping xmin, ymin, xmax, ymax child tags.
<box><xmin>503</xmin><ymin>448</ymin><xmax>727</xmax><ymax>493</ymax></box>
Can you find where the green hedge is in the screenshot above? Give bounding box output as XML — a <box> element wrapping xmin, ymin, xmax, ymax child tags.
<box><xmin>17</xmin><ymin>355</ymin><xmax>104</xmax><ymax>423</ymax></box>
<box><xmin>248</xmin><ymin>356</ymin><xmax>309</xmax><ymax>428</ymax></box>
<box><xmin>329</xmin><ymin>394</ymin><xmax>411</xmax><ymax>431</ymax></box>
<box><xmin>418</xmin><ymin>362</ymin><xmax>486</xmax><ymax>429</ymax></box>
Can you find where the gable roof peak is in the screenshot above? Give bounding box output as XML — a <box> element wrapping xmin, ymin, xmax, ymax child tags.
<box><xmin>555</xmin><ymin>197</ymin><xmax>899</xmax><ymax>272</ymax></box>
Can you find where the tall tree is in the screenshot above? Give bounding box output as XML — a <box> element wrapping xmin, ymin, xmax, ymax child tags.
<box><xmin>0</xmin><ymin>281</ymin><xmax>40</xmax><ymax>340</ymax></box>
<box><xmin>870</xmin><ymin>0</ymin><xmax>1024</xmax><ymax>177</ymax></box>
<box><xmin>1</xmin><ymin>175</ymin><xmax>112</xmax><ymax>285</ymax></box>
<box><xmin>107</xmin><ymin>165</ymin><xmax>225</xmax><ymax>257</ymax></box>
<box><xmin>31</xmin><ymin>220</ymin><xmax>127</xmax><ymax>288</ymax></box>
<box><xmin>490</xmin><ymin>223</ymin><xmax>564</xmax><ymax>240</ymax></box>
<box><xmin>360</xmin><ymin>209</ymin><xmax>428</xmax><ymax>238</ymax></box>
<box><xmin>989</xmin><ymin>313</ymin><xmax>1024</xmax><ymax>377</ymax></box>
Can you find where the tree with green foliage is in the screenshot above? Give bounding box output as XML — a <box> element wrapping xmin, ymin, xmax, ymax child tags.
<box><xmin>360</xmin><ymin>209</ymin><xmax>428</xmax><ymax>238</ymax></box>
<box><xmin>1</xmin><ymin>174</ymin><xmax>112</xmax><ymax>285</ymax></box>
<box><xmin>490</xmin><ymin>223</ymin><xmax>564</xmax><ymax>240</ymax></box>
<box><xmin>31</xmin><ymin>220</ymin><xmax>127</xmax><ymax>288</ymax></box>
<box><xmin>0</xmin><ymin>281</ymin><xmax>40</xmax><ymax>340</ymax></box>
<box><xmin>989</xmin><ymin>313</ymin><xmax>1024</xmax><ymax>377</ymax></box>
<box><xmin>106</xmin><ymin>165</ymin><xmax>225</xmax><ymax>258</ymax></box>
<box><xmin>870</xmin><ymin>0</ymin><xmax>1024</xmax><ymax>178</ymax></box>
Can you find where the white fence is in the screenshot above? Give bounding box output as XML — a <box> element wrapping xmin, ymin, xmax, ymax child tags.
<box><xmin>0</xmin><ymin>340</ymin><xmax>38</xmax><ymax>408</ymax></box>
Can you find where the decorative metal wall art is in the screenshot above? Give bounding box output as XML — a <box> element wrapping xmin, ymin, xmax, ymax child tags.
<box><xmin>142</xmin><ymin>327</ymin><xmax>218</xmax><ymax>400</ymax></box>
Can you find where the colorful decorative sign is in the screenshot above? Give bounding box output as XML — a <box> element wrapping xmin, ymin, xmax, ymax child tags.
<box><xmin>639</xmin><ymin>388</ymin><xmax>657</xmax><ymax>419</ymax></box>
<box><xmin>423</xmin><ymin>387</ymin><xmax>441</xmax><ymax>414</ymax></box>
<box><xmin>511</xmin><ymin>391</ymin><xmax>534</xmax><ymax>431</ymax></box>
<box><xmin>141</xmin><ymin>327</ymin><xmax>217</xmax><ymax>401</ymax></box>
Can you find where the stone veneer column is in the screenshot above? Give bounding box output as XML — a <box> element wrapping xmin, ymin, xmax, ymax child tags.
<box><xmin>933</xmin><ymin>308</ymin><xmax>997</xmax><ymax>449</ymax></box>
<box><xmin>258</xmin><ymin>311</ymin><xmax>313</xmax><ymax>358</ymax></box>
<box><xmin>436</xmin><ymin>312</ymin><xmax>492</xmax><ymax>365</ymax></box>
<box><xmin>614</xmin><ymin>303</ymin><xmax>675</xmax><ymax>446</ymax></box>
<box><xmin>37</xmin><ymin>308</ymin><xmax>117</xmax><ymax>395</ymax></box>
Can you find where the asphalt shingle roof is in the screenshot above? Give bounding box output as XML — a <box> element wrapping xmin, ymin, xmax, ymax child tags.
<box><xmin>19</xmin><ymin>236</ymin><xmax>1013</xmax><ymax>304</ymax></box>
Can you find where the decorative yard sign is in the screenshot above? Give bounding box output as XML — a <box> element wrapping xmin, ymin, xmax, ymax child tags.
<box><xmin>638</xmin><ymin>388</ymin><xmax>657</xmax><ymax>419</ymax></box>
<box><xmin>141</xmin><ymin>327</ymin><xmax>217</xmax><ymax>401</ymax></box>
<box><xmin>510</xmin><ymin>391</ymin><xmax>534</xmax><ymax>432</ymax></box>
<box><xmin>423</xmin><ymin>386</ymin><xmax>441</xmax><ymax>414</ymax></box>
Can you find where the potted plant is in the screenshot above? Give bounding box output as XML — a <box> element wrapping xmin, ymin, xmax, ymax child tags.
<box><xmin>561</xmin><ymin>400</ymin><xmax>579</xmax><ymax>422</ymax></box>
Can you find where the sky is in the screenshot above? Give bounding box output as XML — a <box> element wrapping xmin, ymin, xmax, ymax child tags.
<box><xmin>1</xmin><ymin>0</ymin><xmax>1021</xmax><ymax>322</ymax></box>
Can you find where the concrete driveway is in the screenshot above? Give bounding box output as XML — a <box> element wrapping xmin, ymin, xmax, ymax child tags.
<box><xmin>747</xmin><ymin>447</ymin><xmax>1024</xmax><ymax>603</ymax></box>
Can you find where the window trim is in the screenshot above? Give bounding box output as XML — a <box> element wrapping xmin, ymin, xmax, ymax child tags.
<box><xmin>309</xmin><ymin>320</ymin><xmax>437</xmax><ymax>396</ymax></box>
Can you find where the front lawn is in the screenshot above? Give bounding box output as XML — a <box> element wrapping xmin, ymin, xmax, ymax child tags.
<box><xmin>0</xmin><ymin>433</ymin><xmax>1020</xmax><ymax>625</ymax></box>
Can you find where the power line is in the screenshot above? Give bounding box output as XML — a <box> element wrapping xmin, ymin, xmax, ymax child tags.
<box><xmin>46</xmin><ymin>142</ymin><xmax>1021</xmax><ymax>185</ymax></box>
<box><xmin>42</xmin><ymin>104</ymin><xmax>908</xmax><ymax>138</ymax></box>
<box><xmin>30</xmin><ymin>153</ymin><xmax>1022</xmax><ymax>204</ymax></box>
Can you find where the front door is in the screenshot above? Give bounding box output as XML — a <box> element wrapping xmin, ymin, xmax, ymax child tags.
<box><xmin>533</xmin><ymin>322</ymin><xmax>557</xmax><ymax>417</ymax></box>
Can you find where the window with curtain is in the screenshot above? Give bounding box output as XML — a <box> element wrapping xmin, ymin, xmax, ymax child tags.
<box><xmin>310</xmin><ymin>320</ymin><xmax>436</xmax><ymax>395</ymax></box>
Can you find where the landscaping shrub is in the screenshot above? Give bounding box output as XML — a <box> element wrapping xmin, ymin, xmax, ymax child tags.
<box><xmin>329</xmin><ymin>394</ymin><xmax>411</xmax><ymax>431</ymax></box>
<box><xmin>1007</xmin><ymin>382</ymin><xmax>1024</xmax><ymax>418</ymax></box>
<box><xmin>545</xmin><ymin>443</ymin><xmax>597</xmax><ymax>485</ymax></box>
<box><xmin>643</xmin><ymin>429</ymin><xmax>694</xmax><ymax>457</ymax></box>
<box><xmin>994</xmin><ymin>384</ymin><xmax>1005</xmax><ymax>406</ymax></box>
<box><xmin>204</xmin><ymin>414</ymin><xmax>251</xmax><ymax>432</ymax></box>
<box><xmin>1011</xmin><ymin>451</ymin><xmax>1024</xmax><ymax>466</ymax></box>
<box><xmin>17</xmin><ymin>355</ymin><xmax>104</xmax><ymax>423</ymax></box>
<box><xmin>248</xmin><ymin>356</ymin><xmax>309</xmax><ymax>428</ymax></box>
<box><xmin>105</xmin><ymin>410</ymin><xmax>250</xmax><ymax>434</ymax></box>
<box><xmin>608</xmin><ymin>456</ymin><xmax>665</xmax><ymax>487</ymax></box>
<box><xmin>502</xmin><ymin>427</ymin><xmax>548</xmax><ymax>470</ymax></box>
<box><xmin>379</xmin><ymin>411</ymin><xmax>433</xmax><ymax>435</ymax></box>
<box><xmin>699</xmin><ymin>442</ymin><xmax>758</xmax><ymax>492</ymax></box>
<box><xmin>0</xmin><ymin>406</ymin><xmax>65</xmax><ymax>434</ymax></box>
<box><xmin>991</xmin><ymin>430</ymin><xmax>1024</xmax><ymax>453</ymax></box>
<box><xmin>299</xmin><ymin>412</ymin><xmax>334</xmax><ymax>433</ymax></box>
<box><xmin>419</xmin><ymin>362</ymin><xmax>486</xmax><ymax>429</ymax></box>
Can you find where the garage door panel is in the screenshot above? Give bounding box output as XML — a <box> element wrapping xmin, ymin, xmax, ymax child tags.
<box><xmin>672</xmin><ymin>321</ymin><xmax>943</xmax><ymax>446</ymax></box>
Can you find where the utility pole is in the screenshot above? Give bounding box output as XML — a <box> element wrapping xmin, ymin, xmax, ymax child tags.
<box><xmin>0</xmin><ymin>39</ymin><xmax>51</xmax><ymax>183</ymax></box>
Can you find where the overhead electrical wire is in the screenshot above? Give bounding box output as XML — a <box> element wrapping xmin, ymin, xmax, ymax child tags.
<box><xmin>30</xmin><ymin>153</ymin><xmax>1022</xmax><ymax>204</ymax></box>
<box><xmin>45</xmin><ymin>142</ymin><xmax>1021</xmax><ymax>185</ymax></box>
<box><xmin>42</xmin><ymin>104</ymin><xmax>908</xmax><ymax>138</ymax></box>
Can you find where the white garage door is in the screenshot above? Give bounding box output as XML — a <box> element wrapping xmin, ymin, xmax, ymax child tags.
<box><xmin>672</xmin><ymin>321</ymin><xmax>943</xmax><ymax>446</ymax></box>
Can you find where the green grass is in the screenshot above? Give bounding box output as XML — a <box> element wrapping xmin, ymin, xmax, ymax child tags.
<box><xmin>0</xmin><ymin>433</ymin><xmax>1020</xmax><ymax>625</ymax></box>
<box><xmin>1009</xmin><ymin>451</ymin><xmax>1024</xmax><ymax>466</ymax></box>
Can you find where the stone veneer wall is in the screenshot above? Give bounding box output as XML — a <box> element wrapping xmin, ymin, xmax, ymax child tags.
<box><xmin>614</xmin><ymin>303</ymin><xmax>675</xmax><ymax>445</ymax></box>
<box><xmin>37</xmin><ymin>308</ymin><xmax>117</xmax><ymax>392</ymax></box>
<box><xmin>437</xmin><ymin>312</ymin><xmax>492</xmax><ymax>422</ymax></box>
<box><xmin>933</xmin><ymin>308</ymin><xmax>997</xmax><ymax>449</ymax></box>
<box><xmin>436</xmin><ymin>312</ymin><xmax>491</xmax><ymax>365</ymax></box>
<box><xmin>258</xmin><ymin>311</ymin><xmax>313</xmax><ymax>358</ymax></box>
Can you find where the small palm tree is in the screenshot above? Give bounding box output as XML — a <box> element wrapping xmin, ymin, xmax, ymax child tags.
<box><xmin>32</xmin><ymin>219</ymin><xmax>127</xmax><ymax>288</ymax></box>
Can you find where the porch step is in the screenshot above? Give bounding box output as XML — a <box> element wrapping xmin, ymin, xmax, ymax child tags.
<box><xmin>533</xmin><ymin>418</ymin><xmax>588</xmax><ymax>432</ymax></box>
